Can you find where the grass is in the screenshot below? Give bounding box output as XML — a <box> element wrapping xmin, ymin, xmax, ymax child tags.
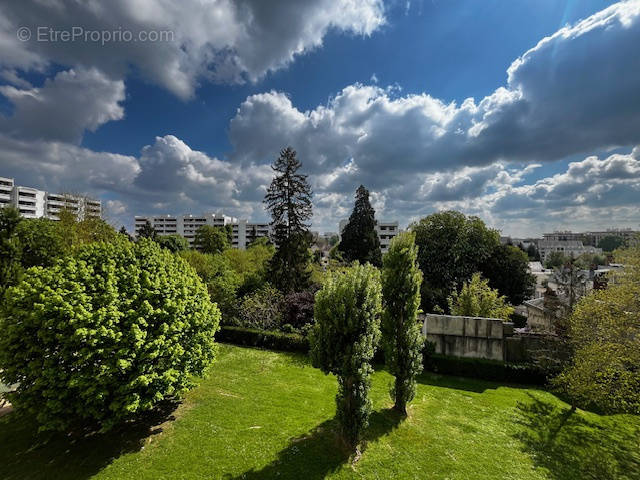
<box><xmin>1</xmin><ymin>344</ymin><xmax>639</xmax><ymax>480</ymax></box>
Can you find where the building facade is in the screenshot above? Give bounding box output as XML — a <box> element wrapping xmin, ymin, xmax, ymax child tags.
<box><xmin>0</xmin><ymin>176</ymin><xmax>101</xmax><ymax>220</ymax></box>
<box><xmin>543</xmin><ymin>229</ymin><xmax>639</xmax><ymax>247</ymax></box>
<box><xmin>537</xmin><ymin>239</ymin><xmax>602</xmax><ymax>263</ymax></box>
<box><xmin>338</xmin><ymin>219</ymin><xmax>400</xmax><ymax>253</ymax></box>
<box><xmin>134</xmin><ymin>213</ymin><xmax>271</xmax><ymax>250</ymax></box>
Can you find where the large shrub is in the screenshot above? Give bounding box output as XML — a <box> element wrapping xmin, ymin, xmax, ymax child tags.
<box><xmin>0</xmin><ymin>239</ymin><xmax>220</xmax><ymax>432</ymax></box>
<box><xmin>282</xmin><ymin>287</ymin><xmax>318</xmax><ymax>331</ymax></box>
<box><xmin>310</xmin><ymin>264</ymin><xmax>382</xmax><ymax>449</ymax></box>
<box><xmin>238</xmin><ymin>284</ymin><xmax>284</xmax><ymax>330</ymax></box>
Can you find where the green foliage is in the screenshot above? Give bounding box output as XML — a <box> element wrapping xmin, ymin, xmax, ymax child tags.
<box><xmin>448</xmin><ymin>273</ymin><xmax>514</xmax><ymax>320</ymax></box>
<box><xmin>15</xmin><ymin>218</ymin><xmax>68</xmax><ymax>268</ymax></box>
<box><xmin>223</xmin><ymin>241</ymin><xmax>274</xmax><ymax>297</ymax></box>
<box><xmin>426</xmin><ymin>354</ymin><xmax>547</xmax><ymax>385</ymax></box>
<box><xmin>338</xmin><ymin>185</ymin><xmax>382</xmax><ymax>267</ymax></box>
<box><xmin>553</xmin><ymin>243</ymin><xmax>640</xmax><ymax>414</ymax></box>
<box><xmin>544</xmin><ymin>251</ymin><xmax>566</xmax><ymax>269</ymax></box>
<box><xmin>410</xmin><ymin>211</ymin><xmax>500</xmax><ymax>313</ymax></box>
<box><xmin>526</xmin><ymin>243</ymin><xmax>540</xmax><ymax>261</ymax></box>
<box><xmin>136</xmin><ymin>220</ymin><xmax>157</xmax><ymax>240</ymax></box>
<box><xmin>0</xmin><ymin>207</ymin><xmax>23</xmax><ymax>297</ymax></box>
<box><xmin>0</xmin><ymin>238</ymin><xmax>220</xmax><ymax>432</ymax></box>
<box><xmin>264</xmin><ymin>147</ymin><xmax>313</xmax><ymax>293</ymax></box>
<box><xmin>481</xmin><ymin>244</ymin><xmax>535</xmax><ymax>306</ymax></box>
<box><xmin>597</xmin><ymin>235</ymin><xmax>625</xmax><ymax>252</ymax></box>
<box><xmin>180</xmin><ymin>250</ymin><xmax>241</xmax><ymax>320</ymax></box>
<box><xmin>156</xmin><ymin>234</ymin><xmax>190</xmax><ymax>252</ymax></box>
<box><xmin>216</xmin><ymin>326</ymin><xmax>308</xmax><ymax>353</ymax></box>
<box><xmin>310</xmin><ymin>264</ymin><xmax>382</xmax><ymax>448</ymax></box>
<box><xmin>238</xmin><ymin>284</ymin><xmax>284</xmax><ymax>330</ymax></box>
<box><xmin>194</xmin><ymin>225</ymin><xmax>230</xmax><ymax>254</ymax></box>
<box><xmin>381</xmin><ymin>232</ymin><xmax>424</xmax><ymax>414</ymax></box>
<box><xmin>57</xmin><ymin>210</ymin><xmax>118</xmax><ymax>248</ymax></box>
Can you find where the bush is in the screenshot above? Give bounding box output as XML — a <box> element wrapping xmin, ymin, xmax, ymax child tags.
<box><xmin>0</xmin><ymin>239</ymin><xmax>220</xmax><ymax>432</ymax></box>
<box><xmin>238</xmin><ymin>284</ymin><xmax>284</xmax><ymax>330</ymax></box>
<box><xmin>310</xmin><ymin>264</ymin><xmax>382</xmax><ymax>449</ymax></box>
<box><xmin>282</xmin><ymin>287</ymin><xmax>318</xmax><ymax>331</ymax></box>
<box><xmin>424</xmin><ymin>354</ymin><xmax>547</xmax><ymax>385</ymax></box>
<box><xmin>216</xmin><ymin>326</ymin><xmax>308</xmax><ymax>353</ymax></box>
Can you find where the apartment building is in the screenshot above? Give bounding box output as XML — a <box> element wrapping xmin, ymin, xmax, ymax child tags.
<box><xmin>0</xmin><ymin>176</ymin><xmax>101</xmax><ymax>220</ymax></box>
<box><xmin>338</xmin><ymin>219</ymin><xmax>400</xmax><ymax>253</ymax></box>
<box><xmin>543</xmin><ymin>229</ymin><xmax>639</xmax><ymax>247</ymax></box>
<box><xmin>537</xmin><ymin>239</ymin><xmax>602</xmax><ymax>263</ymax></box>
<box><xmin>134</xmin><ymin>213</ymin><xmax>271</xmax><ymax>250</ymax></box>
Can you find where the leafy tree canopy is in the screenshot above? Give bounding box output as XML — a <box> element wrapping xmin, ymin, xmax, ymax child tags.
<box><xmin>410</xmin><ymin>211</ymin><xmax>500</xmax><ymax>313</ymax></box>
<box><xmin>194</xmin><ymin>225</ymin><xmax>229</xmax><ymax>254</ymax></box>
<box><xmin>448</xmin><ymin>272</ymin><xmax>514</xmax><ymax>320</ymax></box>
<box><xmin>481</xmin><ymin>244</ymin><xmax>535</xmax><ymax>306</ymax></box>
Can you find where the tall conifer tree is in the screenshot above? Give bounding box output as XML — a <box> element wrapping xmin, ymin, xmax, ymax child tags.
<box><xmin>264</xmin><ymin>147</ymin><xmax>313</xmax><ymax>293</ymax></box>
<box><xmin>338</xmin><ymin>185</ymin><xmax>382</xmax><ymax>266</ymax></box>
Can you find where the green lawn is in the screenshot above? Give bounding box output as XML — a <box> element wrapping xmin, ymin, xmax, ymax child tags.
<box><xmin>1</xmin><ymin>344</ymin><xmax>638</xmax><ymax>480</ymax></box>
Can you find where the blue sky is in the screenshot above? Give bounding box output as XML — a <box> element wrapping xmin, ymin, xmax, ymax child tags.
<box><xmin>0</xmin><ymin>0</ymin><xmax>639</xmax><ymax>236</ymax></box>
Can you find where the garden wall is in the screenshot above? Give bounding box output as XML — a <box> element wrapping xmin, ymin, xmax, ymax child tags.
<box><xmin>421</xmin><ymin>314</ymin><xmax>513</xmax><ymax>361</ymax></box>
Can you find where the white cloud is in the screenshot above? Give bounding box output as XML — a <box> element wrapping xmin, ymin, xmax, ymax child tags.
<box><xmin>0</xmin><ymin>67</ymin><xmax>125</xmax><ymax>143</ymax></box>
<box><xmin>0</xmin><ymin>0</ymin><xmax>385</xmax><ymax>98</ymax></box>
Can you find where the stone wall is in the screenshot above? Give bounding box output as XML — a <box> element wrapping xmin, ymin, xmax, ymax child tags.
<box><xmin>421</xmin><ymin>314</ymin><xmax>513</xmax><ymax>361</ymax></box>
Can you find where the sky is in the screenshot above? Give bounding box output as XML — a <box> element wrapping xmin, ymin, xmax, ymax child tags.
<box><xmin>0</xmin><ymin>0</ymin><xmax>639</xmax><ymax>237</ymax></box>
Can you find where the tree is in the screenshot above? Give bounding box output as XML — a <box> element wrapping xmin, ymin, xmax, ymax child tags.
<box><xmin>552</xmin><ymin>255</ymin><xmax>589</xmax><ymax>313</ymax></box>
<box><xmin>119</xmin><ymin>226</ymin><xmax>133</xmax><ymax>241</ymax></box>
<box><xmin>552</xmin><ymin>242</ymin><xmax>640</xmax><ymax>414</ymax></box>
<box><xmin>180</xmin><ymin>250</ymin><xmax>241</xmax><ymax>321</ymax></box>
<box><xmin>136</xmin><ymin>220</ymin><xmax>157</xmax><ymax>240</ymax></box>
<box><xmin>410</xmin><ymin>211</ymin><xmax>500</xmax><ymax>313</ymax></box>
<box><xmin>338</xmin><ymin>185</ymin><xmax>382</xmax><ymax>267</ymax></box>
<box><xmin>526</xmin><ymin>243</ymin><xmax>540</xmax><ymax>261</ymax></box>
<box><xmin>481</xmin><ymin>244</ymin><xmax>535</xmax><ymax>306</ymax></box>
<box><xmin>194</xmin><ymin>225</ymin><xmax>229</xmax><ymax>254</ymax></box>
<box><xmin>224</xmin><ymin>240</ymin><xmax>275</xmax><ymax>297</ymax></box>
<box><xmin>381</xmin><ymin>232</ymin><xmax>424</xmax><ymax>415</ymax></box>
<box><xmin>15</xmin><ymin>218</ymin><xmax>68</xmax><ymax>268</ymax></box>
<box><xmin>0</xmin><ymin>207</ymin><xmax>22</xmax><ymax>297</ymax></box>
<box><xmin>0</xmin><ymin>238</ymin><xmax>220</xmax><ymax>432</ymax></box>
<box><xmin>597</xmin><ymin>235</ymin><xmax>625</xmax><ymax>252</ymax></box>
<box><xmin>544</xmin><ymin>251</ymin><xmax>566</xmax><ymax>269</ymax></box>
<box><xmin>447</xmin><ymin>273</ymin><xmax>514</xmax><ymax>320</ymax></box>
<box><xmin>264</xmin><ymin>147</ymin><xmax>313</xmax><ymax>293</ymax></box>
<box><xmin>310</xmin><ymin>264</ymin><xmax>382</xmax><ymax>449</ymax></box>
<box><xmin>157</xmin><ymin>234</ymin><xmax>190</xmax><ymax>253</ymax></box>
<box><xmin>238</xmin><ymin>285</ymin><xmax>284</xmax><ymax>330</ymax></box>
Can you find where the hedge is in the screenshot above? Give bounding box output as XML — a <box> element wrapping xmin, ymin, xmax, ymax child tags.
<box><xmin>217</xmin><ymin>327</ymin><xmax>548</xmax><ymax>385</ymax></box>
<box><xmin>216</xmin><ymin>326</ymin><xmax>309</xmax><ymax>353</ymax></box>
<box><xmin>425</xmin><ymin>354</ymin><xmax>547</xmax><ymax>385</ymax></box>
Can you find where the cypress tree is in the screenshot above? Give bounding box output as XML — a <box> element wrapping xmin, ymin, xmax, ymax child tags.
<box><xmin>264</xmin><ymin>147</ymin><xmax>313</xmax><ymax>293</ymax></box>
<box><xmin>381</xmin><ymin>232</ymin><xmax>424</xmax><ymax>415</ymax></box>
<box><xmin>338</xmin><ymin>185</ymin><xmax>382</xmax><ymax>267</ymax></box>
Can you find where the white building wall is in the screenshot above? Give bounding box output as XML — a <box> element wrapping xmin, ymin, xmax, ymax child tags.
<box><xmin>0</xmin><ymin>176</ymin><xmax>101</xmax><ymax>220</ymax></box>
<box><xmin>134</xmin><ymin>213</ymin><xmax>267</xmax><ymax>250</ymax></box>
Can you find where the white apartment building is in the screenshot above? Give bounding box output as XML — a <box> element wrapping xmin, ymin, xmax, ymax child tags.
<box><xmin>134</xmin><ymin>213</ymin><xmax>271</xmax><ymax>250</ymax></box>
<box><xmin>543</xmin><ymin>229</ymin><xmax>639</xmax><ymax>247</ymax></box>
<box><xmin>537</xmin><ymin>239</ymin><xmax>602</xmax><ymax>263</ymax></box>
<box><xmin>0</xmin><ymin>176</ymin><xmax>101</xmax><ymax>220</ymax></box>
<box><xmin>338</xmin><ymin>219</ymin><xmax>400</xmax><ymax>253</ymax></box>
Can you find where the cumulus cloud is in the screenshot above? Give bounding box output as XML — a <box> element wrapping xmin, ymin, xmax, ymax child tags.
<box><xmin>0</xmin><ymin>0</ymin><xmax>385</xmax><ymax>98</ymax></box>
<box><xmin>0</xmin><ymin>67</ymin><xmax>125</xmax><ymax>143</ymax></box>
<box><xmin>230</xmin><ymin>2</ymin><xmax>640</xmax><ymax>178</ymax></box>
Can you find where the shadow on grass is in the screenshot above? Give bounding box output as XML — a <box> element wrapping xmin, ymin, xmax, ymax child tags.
<box><xmin>415</xmin><ymin>371</ymin><xmax>500</xmax><ymax>393</ymax></box>
<box><xmin>228</xmin><ymin>408</ymin><xmax>404</xmax><ymax>480</ymax></box>
<box><xmin>514</xmin><ymin>393</ymin><xmax>640</xmax><ymax>480</ymax></box>
<box><xmin>0</xmin><ymin>401</ymin><xmax>180</xmax><ymax>480</ymax></box>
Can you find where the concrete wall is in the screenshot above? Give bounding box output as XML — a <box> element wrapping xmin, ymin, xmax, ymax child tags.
<box><xmin>422</xmin><ymin>314</ymin><xmax>512</xmax><ymax>361</ymax></box>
